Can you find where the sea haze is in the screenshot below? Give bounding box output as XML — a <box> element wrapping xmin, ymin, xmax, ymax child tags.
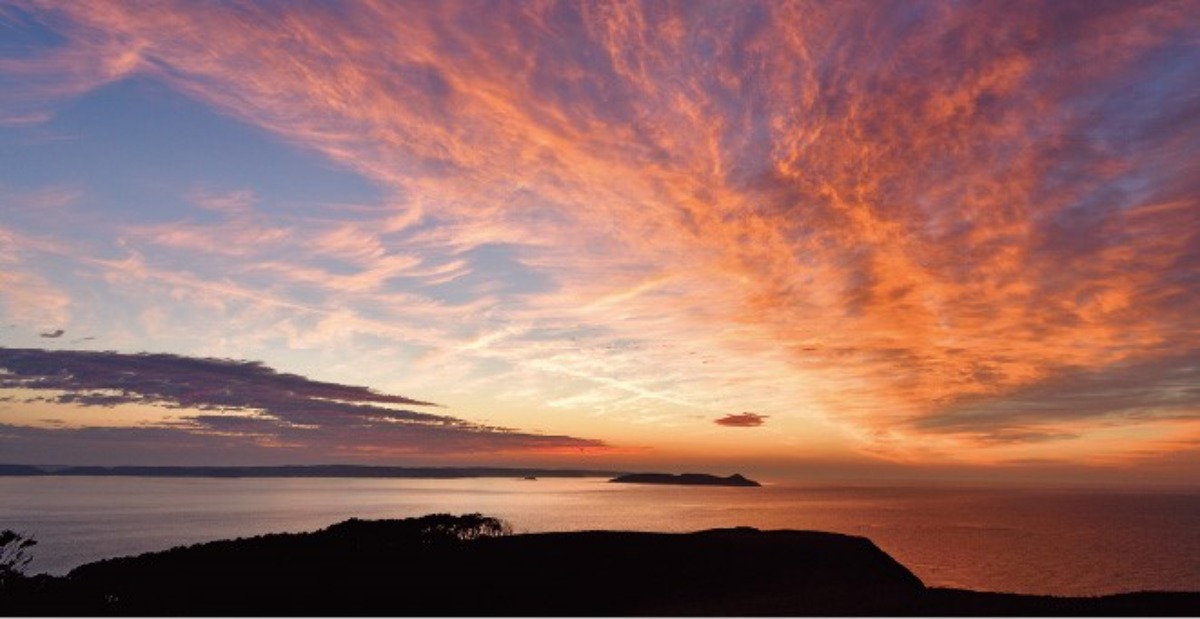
<box><xmin>1</xmin><ymin>477</ymin><xmax>1197</xmax><ymax>597</ymax></box>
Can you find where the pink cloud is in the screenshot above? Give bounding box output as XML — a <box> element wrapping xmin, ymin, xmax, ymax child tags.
<box><xmin>4</xmin><ymin>1</ymin><xmax>1199</xmax><ymax>465</ymax></box>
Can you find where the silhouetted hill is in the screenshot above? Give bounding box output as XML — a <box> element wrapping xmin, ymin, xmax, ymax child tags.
<box><xmin>0</xmin><ymin>464</ymin><xmax>621</xmax><ymax>479</ymax></box>
<box><xmin>0</xmin><ymin>464</ymin><xmax>45</xmax><ymax>475</ymax></box>
<box><xmin>2</xmin><ymin>515</ymin><xmax>1197</xmax><ymax>615</ymax></box>
<box><xmin>610</xmin><ymin>472</ymin><xmax>761</xmax><ymax>487</ymax></box>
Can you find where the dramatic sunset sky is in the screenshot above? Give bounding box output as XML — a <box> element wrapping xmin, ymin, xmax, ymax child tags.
<box><xmin>1</xmin><ymin>1</ymin><xmax>1198</xmax><ymax>483</ymax></box>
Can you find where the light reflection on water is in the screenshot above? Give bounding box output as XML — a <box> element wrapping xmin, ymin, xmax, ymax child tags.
<box><xmin>1</xmin><ymin>476</ymin><xmax>1197</xmax><ymax>596</ymax></box>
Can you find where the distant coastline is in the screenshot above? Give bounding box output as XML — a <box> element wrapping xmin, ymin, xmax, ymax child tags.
<box><xmin>1</xmin><ymin>465</ymin><xmax>766</xmax><ymax>485</ymax></box>
<box><xmin>610</xmin><ymin>472</ymin><xmax>762</xmax><ymax>487</ymax></box>
<box><xmin>0</xmin><ymin>463</ymin><xmax>622</xmax><ymax>479</ymax></box>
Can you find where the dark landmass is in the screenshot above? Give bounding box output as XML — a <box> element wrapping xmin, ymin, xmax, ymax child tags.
<box><xmin>0</xmin><ymin>464</ymin><xmax>45</xmax><ymax>476</ymax></box>
<box><xmin>3</xmin><ymin>514</ymin><xmax>1195</xmax><ymax>616</ymax></box>
<box><xmin>0</xmin><ymin>464</ymin><xmax>621</xmax><ymax>479</ymax></box>
<box><xmin>610</xmin><ymin>472</ymin><xmax>761</xmax><ymax>487</ymax></box>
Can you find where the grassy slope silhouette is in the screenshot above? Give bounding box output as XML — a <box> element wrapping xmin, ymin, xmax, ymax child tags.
<box><xmin>2</xmin><ymin>514</ymin><xmax>1197</xmax><ymax>616</ymax></box>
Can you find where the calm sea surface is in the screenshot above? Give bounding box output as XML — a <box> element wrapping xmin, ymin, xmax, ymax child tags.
<box><xmin>1</xmin><ymin>477</ymin><xmax>1197</xmax><ymax>596</ymax></box>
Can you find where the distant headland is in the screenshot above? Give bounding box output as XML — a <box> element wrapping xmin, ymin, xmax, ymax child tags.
<box><xmin>610</xmin><ymin>472</ymin><xmax>761</xmax><ymax>487</ymax></box>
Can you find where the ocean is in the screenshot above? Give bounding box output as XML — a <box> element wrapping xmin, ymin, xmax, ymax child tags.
<box><xmin>1</xmin><ymin>476</ymin><xmax>1197</xmax><ymax>596</ymax></box>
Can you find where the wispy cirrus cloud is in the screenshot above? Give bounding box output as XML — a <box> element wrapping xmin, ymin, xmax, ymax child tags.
<box><xmin>919</xmin><ymin>352</ymin><xmax>1200</xmax><ymax>435</ymax></box>
<box><xmin>2</xmin><ymin>1</ymin><xmax>1199</xmax><ymax>470</ymax></box>
<box><xmin>0</xmin><ymin>226</ymin><xmax>72</xmax><ymax>331</ymax></box>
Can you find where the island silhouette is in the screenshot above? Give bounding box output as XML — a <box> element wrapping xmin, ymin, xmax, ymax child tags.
<box><xmin>609</xmin><ymin>472</ymin><xmax>761</xmax><ymax>487</ymax></box>
<box><xmin>2</xmin><ymin>514</ymin><xmax>1196</xmax><ymax>616</ymax></box>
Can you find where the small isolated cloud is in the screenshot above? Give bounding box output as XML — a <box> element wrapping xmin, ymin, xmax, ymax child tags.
<box><xmin>715</xmin><ymin>413</ymin><xmax>768</xmax><ymax>428</ymax></box>
<box><xmin>39</xmin><ymin>329</ymin><xmax>64</xmax><ymax>338</ymax></box>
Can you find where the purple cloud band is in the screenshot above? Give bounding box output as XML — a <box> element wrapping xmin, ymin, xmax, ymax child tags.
<box><xmin>0</xmin><ymin>347</ymin><xmax>607</xmax><ymax>460</ymax></box>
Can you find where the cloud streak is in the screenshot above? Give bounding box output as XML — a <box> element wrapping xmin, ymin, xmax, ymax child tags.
<box><xmin>0</xmin><ymin>347</ymin><xmax>607</xmax><ymax>460</ymax></box>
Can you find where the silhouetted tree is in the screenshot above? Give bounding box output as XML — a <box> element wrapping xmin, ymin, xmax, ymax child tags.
<box><xmin>418</xmin><ymin>513</ymin><xmax>512</xmax><ymax>542</ymax></box>
<box><xmin>0</xmin><ymin>530</ymin><xmax>35</xmax><ymax>590</ymax></box>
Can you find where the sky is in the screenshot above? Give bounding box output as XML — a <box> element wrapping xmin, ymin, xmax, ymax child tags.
<box><xmin>1</xmin><ymin>1</ymin><xmax>1198</xmax><ymax>484</ymax></box>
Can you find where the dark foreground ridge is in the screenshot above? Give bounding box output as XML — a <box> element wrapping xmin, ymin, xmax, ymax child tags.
<box><xmin>610</xmin><ymin>472</ymin><xmax>761</xmax><ymax>486</ymax></box>
<box><xmin>2</xmin><ymin>515</ymin><xmax>1197</xmax><ymax>616</ymax></box>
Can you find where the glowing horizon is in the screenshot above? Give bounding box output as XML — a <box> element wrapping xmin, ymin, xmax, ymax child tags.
<box><xmin>2</xmin><ymin>1</ymin><xmax>1198</xmax><ymax>483</ymax></box>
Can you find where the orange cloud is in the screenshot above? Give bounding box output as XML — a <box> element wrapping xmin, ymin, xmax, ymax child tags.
<box><xmin>4</xmin><ymin>1</ymin><xmax>1199</xmax><ymax>469</ymax></box>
